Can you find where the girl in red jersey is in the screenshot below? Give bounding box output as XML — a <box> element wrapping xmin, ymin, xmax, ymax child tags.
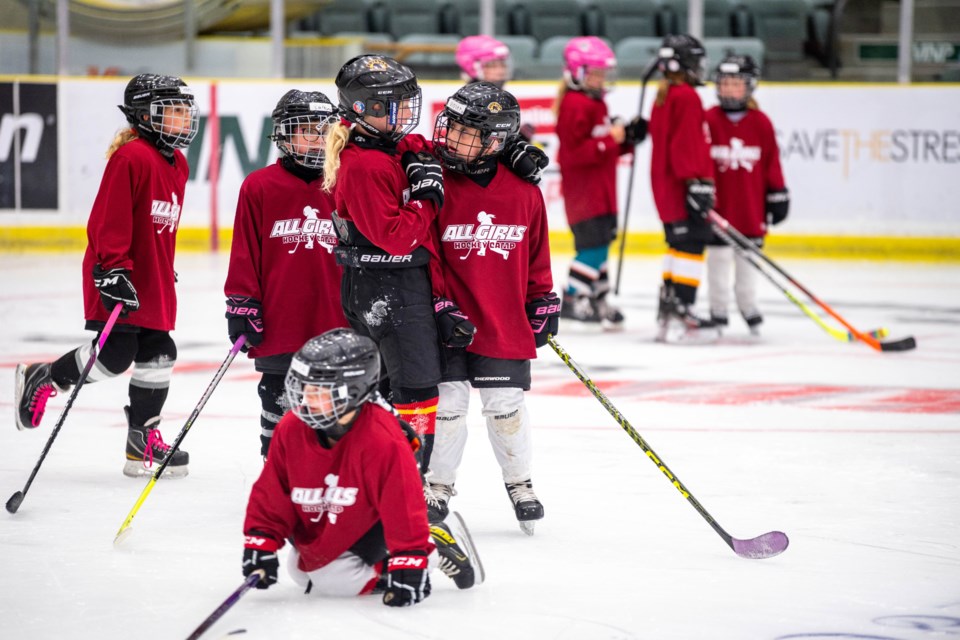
<box><xmin>704</xmin><ymin>55</ymin><xmax>789</xmax><ymax>334</ymax></box>
<box><xmin>422</xmin><ymin>82</ymin><xmax>559</xmax><ymax>535</ymax></box>
<box><xmin>224</xmin><ymin>89</ymin><xmax>349</xmax><ymax>458</ymax></box>
<box><xmin>13</xmin><ymin>74</ymin><xmax>196</xmax><ymax>478</ymax></box>
<box><xmin>555</xmin><ymin>36</ymin><xmax>645</xmax><ymax>329</ymax></box>
<box><xmin>241</xmin><ymin>329</ymin><xmax>480</xmax><ymax>605</ymax></box>
<box><xmin>648</xmin><ymin>34</ymin><xmax>719</xmax><ymax>343</ymax></box>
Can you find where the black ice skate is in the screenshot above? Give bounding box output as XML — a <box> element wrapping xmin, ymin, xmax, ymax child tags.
<box><xmin>505</xmin><ymin>479</ymin><xmax>544</xmax><ymax>536</ymax></box>
<box><xmin>424</xmin><ymin>480</ymin><xmax>455</xmax><ymax>524</ymax></box>
<box><xmin>560</xmin><ymin>292</ymin><xmax>601</xmax><ymax>323</ymax></box>
<box><xmin>595</xmin><ymin>296</ymin><xmax>625</xmax><ymax>331</ymax></box>
<box><xmin>430</xmin><ymin>512</ymin><xmax>484</xmax><ymax>589</ymax></box>
<box><xmin>742</xmin><ymin>311</ymin><xmax>763</xmax><ymax>336</ymax></box>
<box><xmin>14</xmin><ymin>363</ymin><xmax>69</xmax><ymax>431</ymax></box>
<box><xmin>656</xmin><ymin>299</ymin><xmax>720</xmax><ymax>345</ymax></box>
<box><xmin>124</xmin><ymin>406</ymin><xmax>189</xmax><ymax>479</ymax></box>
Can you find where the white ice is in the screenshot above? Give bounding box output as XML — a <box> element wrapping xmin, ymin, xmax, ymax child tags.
<box><xmin>1</xmin><ymin>253</ymin><xmax>958</xmax><ymax>640</ymax></box>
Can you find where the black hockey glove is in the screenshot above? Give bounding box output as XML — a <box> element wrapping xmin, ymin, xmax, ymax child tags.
<box><xmin>92</xmin><ymin>264</ymin><xmax>139</xmax><ymax>317</ymax></box>
<box><xmin>433</xmin><ymin>297</ymin><xmax>477</xmax><ymax>349</ymax></box>
<box><xmin>766</xmin><ymin>188</ymin><xmax>790</xmax><ymax>226</ymax></box>
<box><xmin>242</xmin><ymin>534</ymin><xmax>279</xmax><ymax>590</ymax></box>
<box><xmin>525</xmin><ymin>292</ymin><xmax>561</xmax><ymax>348</ymax></box>
<box><xmin>502</xmin><ymin>137</ymin><xmax>549</xmax><ymax>185</ymax></box>
<box><xmin>225</xmin><ymin>296</ymin><xmax>264</xmax><ymax>352</ymax></box>
<box><xmin>624</xmin><ymin>115</ymin><xmax>648</xmax><ymax>146</ymax></box>
<box><xmin>685</xmin><ymin>179</ymin><xmax>715</xmax><ymax>221</ymax></box>
<box><xmin>382</xmin><ymin>552</ymin><xmax>431</xmax><ymax>607</ymax></box>
<box><xmin>401</xmin><ymin>151</ymin><xmax>444</xmax><ymax>209</ymax></box>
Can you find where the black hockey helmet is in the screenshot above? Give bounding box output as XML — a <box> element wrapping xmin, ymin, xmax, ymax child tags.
<box><xmin>714</xmin><ymin>54</ymin><xmax>761</xmax><ymax>111</ymax></box>
<box><xmin>335</xmin><ymin>55</ymin><xmax>421</xmax><ymax>142</ymax></box>
<box><xmin>285</xmin><ymin>328</ymin><xmax>380</xmax><ymax>434</ymax></box>
<box><xmin>657</xmin><ymin>34</ymin><xmax>707</xmax><ymax>85</ymax></box>
<box><xmin>118</xmin><ymin>74</ymin><xmax>198</xmax><ymax>150</ymax></box>
<box><xmin>432</xmin><ymin>81</ymin><xmax>521</xmax><ymax>173</ymax></box>
<box><xmin>270</xmin><ymin>89</ymin><xmax>338</xmax><ymax>169</ymax></box>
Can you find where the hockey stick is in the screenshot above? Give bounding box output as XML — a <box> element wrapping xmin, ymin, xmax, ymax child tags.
<box><xmin>707</xmin><ymin>210</ymin><xmax>916</xmax><ymax>352</ymax></box>
<box><xmin>709</xmin><ymin>222</ymin><xmax>889</xmax><ymax>343</ymax></box>
<box><xmin>6</xmin><ymin>304</ymin><xmax>124</xmax><ymax>514</ymax></box>
<box><xmin>614</xmin><ymin>59</ymin><xmax>659</xmax><ymax>296</ymax></box>
<box><xmin>185</xmin><ymin>570</ymin><xmax>263</xmax><ymax>640</ymax></box>
<box><xmin>113</xmin><ymin>335</ymin><xmax>246</xmax><ymax>545</ymax></box>
<box><xmin>547</xmin><ymin>335</ymin><xmax>789</xmax><ymax>559</ymax></box>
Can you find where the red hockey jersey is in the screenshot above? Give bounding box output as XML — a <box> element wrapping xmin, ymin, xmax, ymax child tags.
<box><xmin>437</xmin><ymin>167</ymin><xmax>553</xmax><ymax>360</ymax></box>
<box><xmin>556</xmin><ymin>90</ymin><xmax>632</xmax><ymax>225</ymax></box>
<box><xmin>649</xmin><ymin>83</ymin><xmax>714</xmax><ymax>224</ymax></box>
<box><xmin>82</xmin><ymin>137</ymin><xmax>187</xmax><ymax>331</ymax></box>
<box><xmin>224</xmin><ymin>160</ymin><xmax>348</xmax><ymax>358</ymax></box>
<box><xmin>244</xmin><ymin>402</ymin><xmax>434</xmax><ymax>572</ymax></box>
<box><xmin>705</xmin><ymin>107</ymin><xmax>786</xmax><ymax>238</ymax></box>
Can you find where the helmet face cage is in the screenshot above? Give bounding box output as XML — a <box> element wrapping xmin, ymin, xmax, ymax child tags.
<box><xmin>431</xmin><ymin>87</ymin><xmax>520</xmax><ymax>172</ymax></box>
<box><xmin>715</xmin><ymin>57</ymin><xmax>760</xmax><ymax>111</ymax></box>
<box><xmin>275</xmin><ymin>113</ymin><xmax>338</xmax><ymax>168</ymax></box>
<box><xmin>147</xmin><ymin>96</ymin><xmax>199</xmax><ymax>149</ymax></box>
<box><xmin>285</xmin><ymin>373</ymin><xmax>353</xmax><ymax>431</ymax></box>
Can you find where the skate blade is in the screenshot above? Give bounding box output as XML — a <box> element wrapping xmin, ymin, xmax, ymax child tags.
<box><xmin>448</xmin><ymin>511</ymin><xmax>485</xmax><ymax>586</ymax></box>
<box><xmin>662</xmin><ymin>321</ymin><xmax>721</xmax><ymax>345</ymax></box>
<box><xmin>519</xmin><ymin>520</ymin><xmax>536</xmax><ymax>536</ymax></box>
<box><xmin>122</xmin><ymin>461</ymin><xmax>189</xmax><ymax>479</ymax></box>
<box><xmin>13</xmin><ymin>364</ymin><xmax>29</xmax><ymax>432</ymax></box>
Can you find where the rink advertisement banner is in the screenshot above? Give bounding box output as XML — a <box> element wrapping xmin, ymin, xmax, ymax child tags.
<box><xmin>0</xmin><ymin>81</ymin><xmax>59</xmax><ymax>211</ymax></box>
<box><xmin>44</xmin><ymin>79</ymin><xmax>960</xmax><ymax>236</ymax></box>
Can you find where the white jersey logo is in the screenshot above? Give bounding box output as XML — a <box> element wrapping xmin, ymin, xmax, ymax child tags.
<box><xmin>291</xmin><ymin>473</ymin><xmax>358</xmax><ymax>524</ymax></box>
<box><xmin>269</xmin><ymin>206</ymin><xmax>337</xmax><ymax>254</ymax></box>
<box><xmin>151</xmin><ymin>193</ymin><xmax>181</xmax><ymax>234</ymax></box>
<box><xmin>711</xmin><ymin>137</ymin><xmax>761</xmax><ymax>172</ymax></box>
<box><xmin>442</xmin><ymin>211</ymin><xmax>527</xmax><ymax>261</ymax></box>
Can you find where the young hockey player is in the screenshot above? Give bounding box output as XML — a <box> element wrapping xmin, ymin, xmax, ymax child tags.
<box><xmin>424</xmin><ymin>82</ymin><xmax>559</xmax><ymax>535</ymax></box>
<box><xmin>704</xmin><ymin>55</ymin><xmax>789</xmax><ymax>334</ymax></box>
<box><xmin>224</xmin><ymin>89</ymin><xmax>349</xmax><ymax>458</ymax></box>
<box><xmin>241</xmin><ymin>329</ymin><xmax>482</xmax><ymax>605</ymax></box>
<box><xmin>13</xmin><ymin>73</ymin><xmax>197</xmax><ymax>478</ymax></box>
<box><xmin>649</xmin><ymin>34</ymin><xmax>718</xmax><ymax>343</ymax></box>
<box><xmin>322</xmin><ymin>54</ymin><xmax>474</xmax><ymax>474</ymax></box>
<box><xmin>555</xmin><ymin>37</ymin><xmax>646</xmax><ymax>329</ymax></box>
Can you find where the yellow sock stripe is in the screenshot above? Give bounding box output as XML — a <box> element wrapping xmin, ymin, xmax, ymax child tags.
<box><xmin>396</xmin><ymin>405</ymin><xmax>438</xmax><ymax>416</ymax></box>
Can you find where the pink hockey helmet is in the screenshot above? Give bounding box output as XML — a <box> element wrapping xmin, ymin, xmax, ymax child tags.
<box><xmin>563</xmin><ymin>36</ymin><xmax>617</xmax><ymax>94</ymax></box>
<box><xmin>456</xmin><ymin>35</ymin><xmax>512</xmax><ymax>87</ymax></box>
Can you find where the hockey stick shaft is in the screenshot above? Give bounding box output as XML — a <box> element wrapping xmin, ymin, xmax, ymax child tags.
<box><xmin>547</xmin><ymin>335</ymin><xmax>788</xmax><ymax>559</ymax></box>
<box><xmin>114</xmin><ymin>336</ymin><xmax>246</xmax><ymax>543</ymax></box>
<box><xmin>707</xmin><ymin>210</ymin><xmax>915</xmax><ymax>352</ymax></box>
<box><xmin>614</xmin><ymin>61</ymin><xmax>659</xmax><ymax>296</ymax></box>
<box><xmin>185</xmin><ymin>570</ymin><xmax>263</xmax><ymax>640</ymax></box>
<box><xmin>6</xmin><ymin>305</ymin><xmax>124</xmax><ymax>514</ymax></box>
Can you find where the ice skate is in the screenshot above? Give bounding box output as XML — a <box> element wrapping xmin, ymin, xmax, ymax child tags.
<box><xmin>14</xmin><ymin>363</ymin><xmax>69</xmax><ymax>431</ymax></box>
<box><xmin>424</xmin><ymin>480</ymin><xmax>455</xmax><ymax>524</ymax></box>
<box><xmin>743</xmin><ymin>311</ymin><xmax>763</xmax><ymax>336</ymax></box>
<box><xmin>123</xmin><ymin>406</ymin><xmax>189</xmax><ymax>478</ymax></box>
<box><xmin>560</xmin><ymin>292</ymin><xmax>601</xmax><ymax>324</ymax></box>
<box><xmin>595</xmin><ymin>296</ymin><xmax>625</xmax><ymax>332</ymax></box>
<box><xmin>505</xmin><ymin>479</ymin><xmax>544</xmax><ymax>536</ymax></box>
<box><xmin>656</xmin><ymin>301</ymin><xmax>720</xmax><ymax>345</ymax></box>
<box><xmin>430</xmin><ymin>512</ymin><xmax>484</xmax><ymax>589</ymax></box>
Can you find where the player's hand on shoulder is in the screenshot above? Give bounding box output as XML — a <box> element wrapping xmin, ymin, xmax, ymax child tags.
<box><xmin>502</xmin><ymin>137</ymin><xmax>548</xmax><ymax>185</ymax></box>
<box><xmin>401</xmin><ymin>151</ymin><xmax>444</xmax><ymax>209</ymax></box>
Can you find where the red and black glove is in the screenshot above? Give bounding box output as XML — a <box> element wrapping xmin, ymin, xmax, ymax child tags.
<box><xmin>525</xmin><ymin>292</ymin><xmax>561</xmax><ymax>348</ymax></box>
<box><xmin>242</xmin><ymin>533</ymin><xmax>279</xmax><ymax>590</ymax></box>
<box><xmin>433</xmin><ymin>297</ymin><xmax>477</xmax><ymax>348</ymax></box>
<box><xmin>382</xmin><ymin>551</ymin><xmax>431</xmax><ymax>607</ymax></box>
<box><xmin>92</xmin><ymin>264</ymin><xmax>139</xmax><ymax>316</ymax></box>
<box><xmin>225</xmin><ymin>296</ymin><xmax>264</xmax><ymax>352</ymax></box>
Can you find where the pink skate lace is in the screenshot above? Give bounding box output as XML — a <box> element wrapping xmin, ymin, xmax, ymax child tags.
<box><xmin>143</xmin><ymin>429</ymin><xmax>171</xmax><ymax>468</ymax></box>
<box><xmin>30</xmin><ymin>384</ymin><xmax>58</xmax><ymax>427</ymax></box>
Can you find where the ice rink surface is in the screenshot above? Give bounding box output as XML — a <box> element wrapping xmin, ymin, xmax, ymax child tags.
<box><xmin>1</xmin><ymin>253</ymin><xmax>958</xmax><ymax>640</ymax></box>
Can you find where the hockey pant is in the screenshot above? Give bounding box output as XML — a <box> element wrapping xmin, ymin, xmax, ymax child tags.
<box><xmin>287</xmin><ymin>547</ymin><xmax>438</xmax><ymax>597</ymax></box>
<box><xmin>432</xmin><ymin>382</ymin><xmax>532</xmax><ymax>485</ymax></box>
<box><xmin>706</xmin><ymin>245</ymin><xmax>760</xmax><ymax>320</ymax></box>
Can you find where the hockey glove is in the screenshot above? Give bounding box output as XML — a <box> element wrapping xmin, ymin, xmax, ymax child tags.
<box><xmin>242</xmin><ymin>534</ymin><xmax>280</xmax><ymax>590</ymax></box>
<box><xmin>92</xmin><ymin>264</ymin><xmax>139</xmax><ymax>316</ymax></box>
<box><xmin>225</xmin><ymin>296</ymin><xmax>264</xmax><ymax>352</ymax></box>
<box><xmin>433</xmin><ymin>297</ymin><xmax>477</xmax><ymax>349</ymax></box>
<box><xmin>382</xmin><ymin>552</ymin><xmax>431</xmax><ymax>607</ymax></box>
<box><xmin>624</xmin><ymin>115</ymin><xmax>648</xmax><ymax>146</ymax></box>
<box><xmin>685</xmin><ymin>179</ymin><xmax>715</xmax><ymax>221</ymax></box>
<box><xmin>525</xmin><ymin>292</ymin><xmax>561</xmax><ymax>348</ymax></box>
<box><xmin>766</xmin><ymin>189</ymin><xmax>790</xmax><ymax>226</ymax></box>
<box><xmin>502</xmin><ymin>138</ymin><xmax>549</xmax><ymax>185</ymax></box>
<box><xmin>401</xmin><ymin>151</ymin><xmax>444</xmax><ymax>209</ymax></box>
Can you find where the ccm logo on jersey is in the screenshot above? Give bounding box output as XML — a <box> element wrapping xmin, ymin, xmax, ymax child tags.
<box><xmin>388</xmin><ymin>555</ymin><xmax>428</xmax><ymax>570</ymax></box>
<box><xmin>360</xmin><ymin>254</ymin><xmax>413</xmax><ymax>264</ymax></box>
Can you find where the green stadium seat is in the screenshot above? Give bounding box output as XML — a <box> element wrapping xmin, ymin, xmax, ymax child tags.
<box><xmin>388</xmin><ymin>0</ymin><xmax>446</xmax><ymax>38</ymax></box>
<box><xmin>739</xmin><ymin>0</ymin><xmax>809</xmax><ymax>62</ymax></box>
<box><xmin>448</xmin><ymin>0</ymin><xmax>512</xmax><ymax>36</ymax></box>
<box><xmin>657</xmin><ymin>0</ymin><xmax>738</xmax><ymax>37</ymax></box>
<box><xmin>397</xmin><ymin>33</ymin><xmax>460</xmax><ymax>66</ymax></box>
<box><xmin>312</xmin><ymin>0</ymin><xmax>374</xmax><ymax>36</ymax></box>
<box><xmin>499</xmin><ymin>35</ymin><xmax>540</xmax><ymax>69</ymax></box>
<box><xmin>703</xmin><ymin>37</ymin><xmax>766</xmax><ymax>70</ymax></box>
<box><xmin>592</xmin><ymin>0</ymin><xmax>659</xmax><ymax>42</ymax></box>
<box><xmin>510</xmin><ymin>0</ymin><xmax>588</xmax><ymax>41</ymax></box>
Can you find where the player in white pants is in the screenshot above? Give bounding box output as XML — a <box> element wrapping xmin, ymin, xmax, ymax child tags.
<box><xmin>706</xmin><ymin>243</ymin><xmax>763</xmax><ymax>333</ymax></box>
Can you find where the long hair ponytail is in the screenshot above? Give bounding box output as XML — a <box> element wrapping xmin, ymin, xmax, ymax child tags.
<box><xmin>106</xmin><ymin>127</ymin><xmax>139</xmax><ymax>159</ymax></box>
<box><xmin>322</xmin><ymin>123</ymin><xmax>351</xmax><ymax>193</ymax></box>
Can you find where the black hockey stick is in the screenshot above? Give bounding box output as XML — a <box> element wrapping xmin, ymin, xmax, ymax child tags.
<box><xmin>6</xmin><ymin>304</ymin><xmax>124</xmax><ymax>514</ymax></box>
<box><xmin>548</xmin><ymin>335</ymin><xmax>789</xmax><ymax>559</ymax></box>
<box><xmin>709</xmin><ymin>221</ymin><xmax>888</xmax><ymax>343</ymax></box>
<box><xmin>114</xmin><ymin>335</ymin><xmax>246</xmax><ymax>544</ymax></box>
<box><xmin>185</xmin><ymin>570</ymin><xmax>263</xmax><ymax>640</ymax></box>
<box><xmin>614</xmin><ymin>59</ymin><xmax>659</xmax><ymax>296</ymax></box>
<box><xmin>707</xmin><ymin>210</ymin><xmax>916</xmax><ymax>352</ymax></box>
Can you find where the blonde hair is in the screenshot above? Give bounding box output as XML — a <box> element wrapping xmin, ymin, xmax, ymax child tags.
<box><xmin>551</xmin><ymin>80</ymin><xmax>568</xmax><ymax>116</ymax></box>
<box><xmin>106</xmin><ymin>127</ymin><xmax>139</xmax><ymax>159</ymax></box>
<box><xmin>654</xmin><ymin>73</ymin><xmax>692</xmax><ymax>106</ymax></box>
<box><xmin>322</xmin><ymin>123</ymin><xmax>351</xmax><ymax>193</ymax></box>
<box><xmin>747</xmin><ymin>97</ymin><xmax>759</xmax><ymax>110</ymax></box>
